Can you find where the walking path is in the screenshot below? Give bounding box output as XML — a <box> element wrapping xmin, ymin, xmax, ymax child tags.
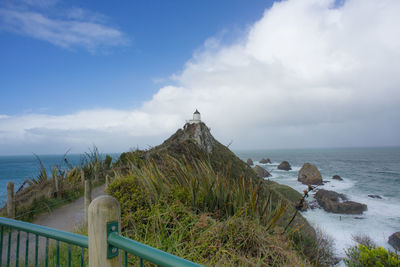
<box><xmin>1</xmin><ymin>185</ymin><xmax>106</xmax><ymax>264</ymax></box>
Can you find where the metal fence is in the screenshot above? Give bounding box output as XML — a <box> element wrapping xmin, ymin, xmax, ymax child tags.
<box><xmin>0</xmin><ymin>195</ymin><xmax>203</xmax><ymax>267</ymax></box>
<box><xmin>0</xmin><ymin>217</ymin><xmax>87</xmax><ymax>267</ymax></box>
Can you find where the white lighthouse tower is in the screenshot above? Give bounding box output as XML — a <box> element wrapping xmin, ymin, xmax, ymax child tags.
<box><xmin>189</xmin><ymin>109</ymin><xmax>201</xmax><ymax>124</ymax></box>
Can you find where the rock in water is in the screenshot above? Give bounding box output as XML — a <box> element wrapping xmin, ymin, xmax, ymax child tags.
<box><xmin>246</xmin><ymin>158</ymin><xmax>254</xmax><ymax>166</ymax></box>
<box><xmin>298</xmin><ymin>163</ymin><xmax>322</xmax><ymax>185</ymax></box>
<box><xmin>368</xmin><ymin>194</ymin><xmax>382</xmax><ymax>199</ymax></box>
<box><xmin>388</xmin><ymin>232</ymin><xmax>400</xmax><ymax>250</ymax></box>
<box><xmin>332</xmin><ymin>175</ymin><xmax>343</xmax><ymax>181</ymax></box>
<box><xmin>259</xmin><ymin>158</ymin><xmax>271</xmax><ymax>164</ymax></box>
<box><xmin>315</xmin><ymin>189</ymin><xmax>367</xmax><ymax>214</ymax></box>
<box><xmin>253</xmin><ymin>165</ymin><xmax>271</xmax><ymax>178</ymax></box>
<box><xmin>277</xmin><ymin>161</ymin><xmax>291</xmax><ymax>171</ymax></box>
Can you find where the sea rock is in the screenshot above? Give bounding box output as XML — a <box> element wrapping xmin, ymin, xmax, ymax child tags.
<box><xmin>332</xmin><ymin>175</ymin><xmax>343</xmax><ymax>181</ymax></box>
<box><xmin>259</xmin><ymin>158</ymin><xmax>271</xmax><ymax>164</ymax></box>
<box><xmin>368</xmin><ymin>194</ymin><xmax>382</xmax><ymax>199</ymax></box>
<box><xmin>277</xmin><ymin>161</ymin><xmax>291</xmax><ymax>171</ymax></box>
<box><xmin>315</xmin><ymin>189</ymin><xmax>367</xmax><ymax>214</ymax></box>
<box><xmin>246</xmin><ymin>158</ymin><xmax>253</xmax><ymax>166</ymax></box>
<box><xmin>308</xmin><ymin>199</ymin><xmax>319</xmax><ymax>210</ymax></box>
<box><xmin>253</xmin><ymin>165</ymin><xmax>271</xmax><ymax>178</ymax></box>
<box><xmin>298</xmin><ymin>163</ymin><xmax>323</xmax><ymax>185</ymax></box>
<box><xmin>388</xmin><ymin>232</ymin><xmax>400</xmax><ymax>250</ymax></box>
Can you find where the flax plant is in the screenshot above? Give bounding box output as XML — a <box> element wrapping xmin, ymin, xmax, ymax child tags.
<box><xmin>115</xmin><ymin>155</ymin><xmax>287</xmax><ymax>229</ymax></box>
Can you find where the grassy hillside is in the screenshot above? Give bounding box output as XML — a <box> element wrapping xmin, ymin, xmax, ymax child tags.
<box><xmin>110</xmin><ymin>122</ymin><xmax>333</xmax><ymax>266</ymax></box>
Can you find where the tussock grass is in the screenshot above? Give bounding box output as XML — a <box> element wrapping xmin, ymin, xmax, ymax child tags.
<box><xmin>107</xmin><ymin>155</ymin><xmax>312</xmax><ymax>266</ymax></box>
<box><xmin>1</xmin><ymin>147</ymin><xmax>114</xmax><ymax>222</ymax></box>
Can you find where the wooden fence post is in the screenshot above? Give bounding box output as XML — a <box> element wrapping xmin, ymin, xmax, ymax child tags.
<box><xmin>55</xmin><ymin>177</ymin><xmax>61</xmax><ymax>199</ymax></box>
<box><xmin>105</xmin><ymin>174</ymin><xmax>110</xmax><ymax>189</ymax></box>
<box><xmin>94</xmin><ymin>168</ymin><xmax>99</xmax><ymax>183</ymax></box>
<box><xmin>88</xmin><ymin>195</ymin><xmax>121</xmax><ymax>267</ymax></box>
<box><xmin>7</xmin><ymin>182</ymin><xmax>15</xmax><ymax>218</ymax></box>
<box><xmin>81</xmin><ymin>170</ymin><xmax>85</xmax><ymax>186</ymax></box>
<box><xmin>84</xmin><ymin>179</ymin><xmax>92</xmax><ymax>226</ymax></box>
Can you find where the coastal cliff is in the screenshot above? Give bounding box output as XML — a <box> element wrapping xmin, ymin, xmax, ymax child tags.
<box><xmin>110</xmin><ymin>122</ymin><xmax>324</xmax><ymax>265</ymax></box>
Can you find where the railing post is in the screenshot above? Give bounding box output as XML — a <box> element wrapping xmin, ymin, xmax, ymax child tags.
<box><xmin>7</xmin><ymin>182</ymin><xmax>15</xmax><ymax>218</ymax></box>
<box><xmin>84</xmin><ymin>179</ymin><xmax>92</xmax><ymax>226</ymax></box>
<box><xmin>88</xmin><ymin>195</ymin><xmax>121</xmax><ymax>267</ymax></box>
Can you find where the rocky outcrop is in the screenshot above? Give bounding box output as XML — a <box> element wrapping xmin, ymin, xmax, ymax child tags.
<box><xmin>259</xmin><ymin>158</ymin><xmax>271</xmax><ymax>164</ymax></box>
<box><xmin>246</xmin><ymin>158</ymin><xmax>253</xmax><ymax>166</ymax></box>
<box><xmin>332</xmin><ymin>175</ymin><xmax>343</xmax><ymax>181</ymax></box>
<box><xmin>388</xmin><ymin>232</ymin><xmax>400</xmax><ymax>250</ymax></box>
<box><xmin>298</xmin><ymin>163</ymin><xmax>322</xmax><ymax>185</ymax></box>
<box><xmin>315</xmin><ymin>189</ymin><xmax>367</xmax><ymax>214</ymax></box>
<box><xmin>253</xmin><ymin>165</ymin><xmax>271</xmax><ymax>178</ymax></box>
<box><xmin>163</xmin><ymin>122</ymin><xmax>216</xmax><ymax>153</ymax></box>
<box><xmin>277</xmin><ymin>161</ymin><xmax>291</xmax><ymax>171</ymax></box>
<box><xmin>368</xmin><ymin>194</ymin><xmax>382</xmax><ymax>199</ymax></box>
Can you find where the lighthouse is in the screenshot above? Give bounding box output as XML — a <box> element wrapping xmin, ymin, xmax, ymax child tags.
<box><xmin>189</xmin><ymin>109</ymin><xmax>201</xmax><ymax>124</ymax></box>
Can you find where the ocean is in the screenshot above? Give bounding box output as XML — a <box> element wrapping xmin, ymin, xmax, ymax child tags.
<box><xmin>0</xmin><ymin>154</ymin><xmax>83</xmax><ymax>206</ymax></box>
<box><xmin>1</xmin><ymin>147</ymin><xmax>399</xmax><ymax>260</ymax></box>
<box><xmin>235</xmin><ymin>147</ymin><xmax>400</xmax><ymax>259</ymax></box>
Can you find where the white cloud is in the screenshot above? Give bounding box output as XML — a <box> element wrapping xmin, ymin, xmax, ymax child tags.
<box><xmin>1</xmin><ymin>0</ymin><xmax>400</xmax><ymax>154</ymax></box>
<box><xmin>0</xmin><ymin>2</ymin><xmax>128</xmax><ymax>51</ymax></box>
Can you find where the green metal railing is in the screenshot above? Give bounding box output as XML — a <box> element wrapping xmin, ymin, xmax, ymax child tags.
<box><xmin>0</xmin><ymin>217</ymin><xmax>87</xmax><ymax>267</ymax></box>
<box><xmin>108</xmin><ymin>232</ymin><xmax>202</xmax><ymax>267</ymax></box>
<box><xmin>0</xmin><ymin>217</ymin><xmax>203</xmax><ymax>267</ymax></box>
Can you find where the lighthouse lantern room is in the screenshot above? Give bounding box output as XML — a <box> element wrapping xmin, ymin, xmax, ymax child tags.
<box><xmin>189</xmin><ymin>109</ymin><xmax>201</xmax><ymax>124</ymax></box>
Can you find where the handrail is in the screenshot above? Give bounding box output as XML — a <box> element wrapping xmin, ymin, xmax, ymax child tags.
<box><xmin>108</xmin><ymin>232</ymin><xmax>203</xmax><ymax>267</ymax></box>
<box><xmin>0</xmin><ymin>217</ymin><xmax>88</xmax><ymax>248</ymax></box>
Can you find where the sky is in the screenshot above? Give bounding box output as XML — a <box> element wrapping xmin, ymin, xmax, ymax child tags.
<box><xmin>0</xmin><ymin>0</ymin><xmax>399</xmax><ymax>155</ymax></box>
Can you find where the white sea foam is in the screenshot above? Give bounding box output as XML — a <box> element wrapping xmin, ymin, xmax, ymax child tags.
<box><xmin>320</xmin><ymin>178</ymin><xmax>355</xmax><ymax>191</ymax></box>
<box><xmin>239</xmin><ymin>148</ymin><xmax>400</xmax><ymax>265</ymax></box>
<box><xmin>264</xmin><ymin>164</ymin><xmax>400</xmax><ymax>261</ymax></box>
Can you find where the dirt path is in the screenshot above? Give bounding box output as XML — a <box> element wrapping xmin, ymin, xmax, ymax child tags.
<box><xmin>1</xmin><ymin>185</ymin><xmax>106</xmax><ymax>265</ymax></box>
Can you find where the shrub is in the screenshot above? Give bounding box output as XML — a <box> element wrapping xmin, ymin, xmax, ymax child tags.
<box><xmin>344</xmin><ymin>244</ymin><xmax>400</xmax><ymax>267</ymax></box>
<box><xmin>106</xmin><ymin>175</ymin><xmax>151</xmax><ymax>232</ymax></box>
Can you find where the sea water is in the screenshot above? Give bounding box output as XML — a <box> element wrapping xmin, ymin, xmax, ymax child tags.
<box><xmin>235</xmin><ymin>147</ymin><xmax>400</xmax><ymax>259</ymax></box>
<box><xmin>0</xmin><ymin>154</ymin><xmax>84</xmax><ymax>206</ymax></box>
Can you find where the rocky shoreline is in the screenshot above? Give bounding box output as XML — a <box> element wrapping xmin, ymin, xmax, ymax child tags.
<box><xmin>245</xmin><ymin>156</ymin><xmax>399</xmax><ymax>252</ymax></box>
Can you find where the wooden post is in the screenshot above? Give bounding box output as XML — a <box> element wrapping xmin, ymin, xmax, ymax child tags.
<box><xmin>94</xmin><ymin>168</ymin><xmax>99</xmax><ymax>183</ymax></box>
<box><xmin>88</xmin><ymin>195</ymin><xmax>121</xmax><ymax>267</ymax></box>
<box><xmin>52</xmin><ymin>172</ymin><xmax>57</xmax><ymax>196</ymax></box>
<box><xmin>55</xmin><ymin>177</ymin><xmax>61</xmax><ymax>199</ymax></box>
<box><xmin>84</xmin><ymin>179</ymin><xmax>92</xmax><ymax>226</ymax></box>
<box><xmin>7</xmin><ymin>182</ymin><xmax>15</xmax><ymax>218</ymax></box>
<box><xmin>81</xmin><ymin>170</ymin><xmax>85</xmax><ymax>186</ymax></box>
<box><xmin>105</xmin><ymin>175</ymin><xmax>110</xmax><ymax>189</ymax></box>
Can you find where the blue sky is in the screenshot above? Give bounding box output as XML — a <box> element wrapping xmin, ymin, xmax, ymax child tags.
<box><xmin>0</xmin><ymin>0</ymin><xmax>399</xmax><ymax>155</ymax></box>
<box><xmin>0</xmin><ymin>0</ymin><xmax>273</xmax><ymax>115</ymax></box>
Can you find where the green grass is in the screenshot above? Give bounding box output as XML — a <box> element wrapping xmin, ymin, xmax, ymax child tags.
<box><xmin>107</xmin><ymin>155</ymin><xmax>313</xmax><ymax>266</ymax></box>
<box><xmin>1</xmin><ymin>148</ymin><xmax>112</xmax><ymax>222</ymax></box>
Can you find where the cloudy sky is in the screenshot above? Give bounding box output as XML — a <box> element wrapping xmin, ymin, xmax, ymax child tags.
<box><xmin>0</xmin><ymin>0</ymin><xmax>399</xmax><ymax>155</ymax></box>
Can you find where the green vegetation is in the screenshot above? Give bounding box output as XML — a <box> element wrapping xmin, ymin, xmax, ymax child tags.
<box><xmin>107</xmin><ymin>122</ymin><xmax>338</xmax><ymax>266</ymax></box>
<box><xmin>344</xmin><ymin>244</ymin><xmax>400</xmax><ymax>267</ymax></box>
<box><xmin>344</xmin><ymin>235</ymin><xmax>399</xmax><ymax>267</ymax></box>
<box><xmin>0</xmin><ymin>147</ymin><xmax>113</xmax><ymax>222</ymax></box>
<box><xmin>108</xmin><ymin>156</ymin><xmax>310</xmax><ymax>266</ymax></box>
<box><xmin>2</xmin><ymin>122</ymin><xmax>339</xmax><ymax>266</ymax></box>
